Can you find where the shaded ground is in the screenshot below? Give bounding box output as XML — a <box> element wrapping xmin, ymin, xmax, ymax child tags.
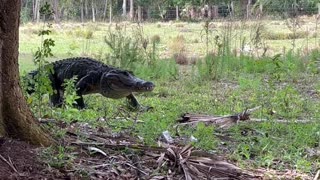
<box><xmin>0</xmin><ymin>138</ymin><xmax>66</xmax><ymax>179</ymax></box>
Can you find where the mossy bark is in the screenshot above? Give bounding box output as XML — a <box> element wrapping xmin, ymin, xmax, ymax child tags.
<box><xmin>0</xmin><ymin>0</ymin><xmax>53</xmax><ymax>146</ymax></box>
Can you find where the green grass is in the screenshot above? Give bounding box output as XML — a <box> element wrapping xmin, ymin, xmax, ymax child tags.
<box><xmin>19</xmin><ymin>19</ymin><xmax>320</xmax><ymax>176</ymax></box>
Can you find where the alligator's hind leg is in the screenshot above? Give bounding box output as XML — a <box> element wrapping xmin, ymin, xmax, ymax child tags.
<box><xmin>126</xmin><ymin>94</ymin><xmax>152</xmax><ymax>111</ymax></box>
<box><xmin>50</xmin><ymin>76</ymin><xmax>63</xmax><ymax>107</ymax></box>
<box><xmin>50</xmin><ymin>90</ymin><xmax>63</xmax><ymax>107</ymax></box>
<box><xmin>74</xmin><ymin>95</ymin><xmax>86</xmax><ymax>109</ymax></box>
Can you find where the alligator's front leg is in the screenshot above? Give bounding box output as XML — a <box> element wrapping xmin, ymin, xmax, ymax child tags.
<box><xmin>75</xmin><ymin>71</ymin><xmax>100</xmax><ymax>109</ymax></box>
<box><xmin>126</xmin><ymin>94</ymin><xmax>152</xmax><ymax>111</ymax></box>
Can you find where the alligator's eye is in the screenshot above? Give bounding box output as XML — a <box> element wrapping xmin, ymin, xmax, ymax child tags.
<box><xmin>123</xmin><ymin>71</ymin><xmax>130</xmax><ymax>76</ymax></box>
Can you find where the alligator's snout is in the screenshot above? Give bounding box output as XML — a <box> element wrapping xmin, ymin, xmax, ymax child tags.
<box><xmin>136</xmin><ymin>81</ymin><xmax>155</xmax><ymax>92</ymax></box>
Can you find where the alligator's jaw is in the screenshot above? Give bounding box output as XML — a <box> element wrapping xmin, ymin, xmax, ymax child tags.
<box><xmin>100</xmin><ymin>71</ymin><xmax>155</xmax><ymax>99</ymax></box>
<box><xmin>134</xmin><ymin>81</ymin><xmax>155</xmax><ymax>92</ymax></box>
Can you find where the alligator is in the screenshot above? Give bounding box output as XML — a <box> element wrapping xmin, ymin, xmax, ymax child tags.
<box><xmin>26</xmin><ymin>57</ymin><xmax>155</xmax><ymax>110</ymax></box>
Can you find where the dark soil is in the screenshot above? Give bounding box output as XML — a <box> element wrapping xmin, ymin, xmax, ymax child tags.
<box><xmin>0</xmin><ymin>137</ymin><xmax>66</xmax><ymax>180</ymax></box>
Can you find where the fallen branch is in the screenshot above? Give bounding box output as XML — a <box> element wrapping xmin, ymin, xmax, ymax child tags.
<box><xmin>176</xmin><ymin>106</ymin><xmax>261</xmax><ymax>129</ymax></box>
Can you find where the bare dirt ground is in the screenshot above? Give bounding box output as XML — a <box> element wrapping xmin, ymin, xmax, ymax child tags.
<box><xmin>0</xmin><ymin>138</ymin><xmax>67</xmax><ymax>179</ymax></box>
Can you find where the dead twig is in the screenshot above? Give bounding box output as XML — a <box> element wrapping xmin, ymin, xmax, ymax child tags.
<box><xmin>71</xmin><ymin>140</ymin><xmax>168</xmax><ymax>153</ymax></box>
<box><xmin>125</xmin><ymin>162</ymin><xmax>148</xmax><ymax>175</ymax></box>
<box><xmin>0</xmin><ymin>154</ymin><xmax>18</xmax><ymax>173</ymax></box>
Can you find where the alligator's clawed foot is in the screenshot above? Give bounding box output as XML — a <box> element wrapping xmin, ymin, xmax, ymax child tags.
<box><xmin>139</xmin><ymin>105</ymin><xmax>153</xmax><ymax>112</ymax></box>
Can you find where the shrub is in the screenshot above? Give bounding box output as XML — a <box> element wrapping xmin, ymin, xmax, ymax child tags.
<box><xmin>169</xmin><ymin>35</ymin><xmax>186</xmax><ymax>55</ymax></box>
<box><xmin>150</xmin><ymin>35</ymin><xmax>161</xmax><ymax>44</ymax></box>
<box><xmin>173</xmin><ymin>53</ymin><xmax>188</xmax><ymax>65</ymax></box>
<box><xmin>175</xmin><ymin>23</ymin><xmax>185</xmax><ymax>28</ymax></box>
<box><xmin>191</xmin><ymin>38</ymin><xmax>199</xmax><ymax>43</ymax></box>
<box><xmin>196</xmin><ymin>53</ymin><xmax>220</xmax><ymax>80</ymax></box>
<box><xmin>104</xmin><ymin>25</ymin><xmax>143</xmax><ymax>69</ymax></box>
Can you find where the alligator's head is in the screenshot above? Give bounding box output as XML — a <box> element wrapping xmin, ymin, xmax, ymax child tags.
<box><xmin>100</xmin><ymin>69</ymin><xmax>155</xmax><ymax>99</ymax></box>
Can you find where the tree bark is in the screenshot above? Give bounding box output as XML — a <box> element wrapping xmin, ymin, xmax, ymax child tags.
<box><xmin>137</xmin><ymin>5</ymin><xmax>142</xmax><ymax>22</ymax></box>
<box><xmin>109</xmin><ymin>0</ymin><xmax>112</xmax><ymax>23</ymax></box>
<box><xmin>208</xmin><ymin>5</ymin><xmax>212</xmax><ymax>19</ymax></box>
<box><xmin>129</xmin><ymin>0</ymin><xmax>134</xmax><ymax>21</ymax></box>
<box><xmin>52</xmin><ymin>0</ymin><xmax>60</xmax><ymax>23</ymax></box>
<box><xmin>80</xmin><ymin>0</ymin><xmax>84</xmax><ymax>22</ymax></box>
<box><xmin>246</xmin><ymin>0</ymin><xmax>252</xmax><ymax>19</ymax></box>
<box><xmin>91</xmin><ymin>0</ymin><xmax>95</xmax><ymax>22</ymax></box>
<box><xmin>122</xmin><ymin>0</ymin><xmax>127</xmax><ymax>18</ymax></box>
<box><xmin>176</xmin><ymin>5</ymin><xmax>179</xmax><ymax>21</ymax></box>
<box><xmin>0</xmin><ymin>0</ymin><xmax>52</xmax><ymax>146</ymax></box>
<box><xmin>33</xmin><ymin>0</ymin><xmax>41</xmax><ymax>22</ymax></box>
<box><xmin>103</xmin><ymin>0</ymin><xmax>108</xmax><ymax>21</ymax></box>
<box><xmin>190</xmin><ymin>6</ymin><xmax>196</xmax><ymax>20</ymax></box>
<box><xmin>85</xmin><ymin>0</ymin><xmax>89</xmax><ymax>20</ymax></box>
<box><xmin>212</xmin><ymin>5</ymin><xmax>218</xmax><ymax>18</ymax></box>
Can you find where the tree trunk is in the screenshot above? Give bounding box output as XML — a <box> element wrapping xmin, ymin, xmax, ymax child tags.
<box><xmin>103</xmin><ymin>0</ymin><xmax>108</xmax><ymax>21</ymax></box>
<box><xmin>33</xmin><ymin>0</ymin><xmax>40</xmax><ymax>22</ymax></box>
<box><xmin>208</xmin><ymin>5</ymin><xmax>212</xmax><ymax>19</ymax></box>
<box><xmin>258</xmin><ymin>3</ymin><xmax>263</xmax><ymax>18</ymax></box>
<box><xmin>190</xmin><ymin>6</ymin><xmax>196</xmax><ymax>20</ymax></box>
<box><xmin>80</xmin><ymin>0</ymin><xmax>84</xmax><ymax>22</ymax></box>
<box><xmin>246</xmin><ymin>0</ymin><xmax>252</xmax><ymax>19</ymax></box>
<box><xmin>137</xmin><ymin>5</ymin><xmax>142</xmax><ymax>22</ymax></box>
<box><xmin>52</xmin><ymin>0</ymin><xmax>60</xmax><ymax>23</ymax></box>
<box><xmin>0</xmin><ymin>0</ymin><xmax>52</xmax><ymax>146</ymax></box>
<box><xmin>109</xmin><ymin>0</ymin><xmax>112</xmax><ymax>23</ymax></box>
<box><xmin>176</xmin><ymin>5</ymin><xmax>179</xmax><ymax>21</ymax></box>
<box><xmin>230</xmin><ymin>1</ymin><xmax>234</xmax><ymax>17</ymax></box>
<box><xmin>129</xmin><ymin>0</ymin><xmax>134</xmax><ymax>21</ymax></box>
<box><xmin>91</xmin><ymin>0</ymin><xmax>95</xmax><ymax>22</ymax></box>
<box><xmin>147</xmin><ymin>7</ymin><xmax>151</xmax><ymax>20</ymax></box>
<box><xmin>85</xmin><ymin>0</ymin><xmax>89</xmax><ymax>20</ymax></box>
<box><xmin>122</xmin><ymin>0</ymin><xmax>126</xmax><ymax>18</ymax></box>
<box><xmin>212</xmin><ymin>5</ymin><xmax>218</xmax><ymax>18</ymax></box>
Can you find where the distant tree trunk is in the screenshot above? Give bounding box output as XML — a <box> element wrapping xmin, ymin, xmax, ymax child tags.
<box><xmin>0</xmin><ymin>0</ymin><xmax>53</xmax><ymax>146</ymax></box>
<box><xmin>24</xmin><ymin>0</ymin><xmax>29</xmax><ymax>9</ymax></box>
<box><xmin>92</xmin><ymin>0</ymin><xmax>95</xmax><ymax>22</ymax></box>
<box><xmin>80</xmin><ymin>0</ymin><xmax>84</xmax><ymax>22</ymax></box>
<box><xmin>103</xmin><ymin>0</ymin><xmax>108</xmax><ymax>21</ymax></box>
<box><xmin>33</xmin><ymin>0</ymin><xmax>40</xmax><ymax>22</ymax></box>
<box><xmin>85</xmin><ymin>0</ymin><xmax>89</xmax><ymax>20</ymax></box>
<box><xmin>176</xmin><ymin>5</ymin><xmax>179</xmax><ymax>21</ymax></box>
<box><xmin>212</xmin><ymin>5</ymin><xmax>218</xmax><ymax>18</ymax></box>
<box><xmin>137</xmin><ymin>5</ymin><xmax>142</xmax><ymax>22</ymax></box>
<box><xmin>109</xmin><ymin>0</ymin><xmax>112</xmax><ymax>23</ymax></box>
<box><xmin>122</xmin><ymin>0</ymin><xmax>126</xmax><ymax>18</ymax></box>
<box><xmin>230</xmin><ymin>1</ymin><xmax>234</xmax><ymax>17</ymax></box>
<box><xmin>52</xmin><ymin>0</ymin><xmax>60</xmax><ymax>23</ymax></box>
<box><xmin>190</xmin><ymin>6</ymin><xmax>196</xmax><ymax>20</ymax></box>
<box><xmin>208</xmin><ymin>5</ymin><xmax>212</xmax><ymax>19</ymax></box>
<box><xmin>246</xmin><ymin>0</ymin><xmax>252</xmax><ymax>19</ymax></box>
<box><xmin>258</xmin><ymin>3</ymin><xmax>263</xmax><ymax>18</ymax></box>
<box><xmin>147</xmin><ymin>7</ymin><xmax>151</xmax><ymax>20</ymax></box>
<box><xmin>129</xmin><ymin>0</ymin><xmax>134</xmax><ymax>21</ymax></box>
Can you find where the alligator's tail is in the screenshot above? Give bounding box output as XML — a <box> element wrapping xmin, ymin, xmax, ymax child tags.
<box><xmin>23</xmin><ymin>70</ymin><xmax>38</xmax><ymax>94</ymax></box>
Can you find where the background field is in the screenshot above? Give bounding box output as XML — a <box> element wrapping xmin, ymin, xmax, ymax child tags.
<box><xmin>19</xmin><ymin>17</ymin><xmax>320</xmax><ymax>178</ymax></box>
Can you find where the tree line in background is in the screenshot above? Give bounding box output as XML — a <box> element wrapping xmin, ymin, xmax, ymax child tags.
<box><xmin>21</xmin><ymin>0</ymin><xmax>320</xmax><ymax>23</ymax></box>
